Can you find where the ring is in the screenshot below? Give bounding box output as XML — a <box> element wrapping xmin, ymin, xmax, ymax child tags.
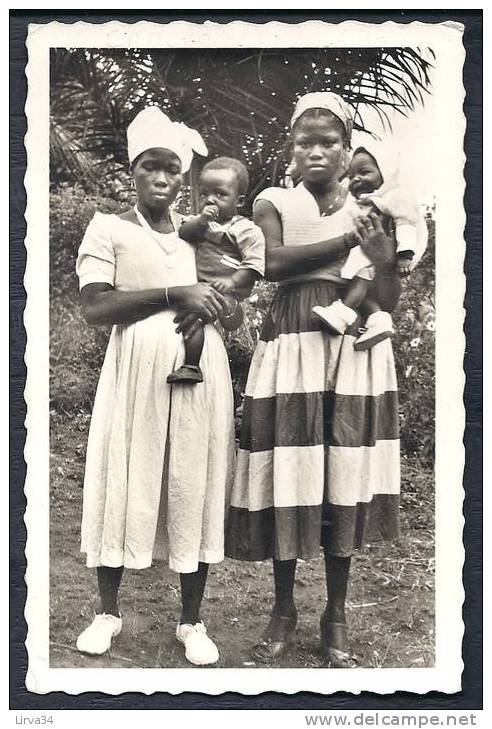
<box><xmin>197</xmin><ymin>317</ymin><xmax>203</xmax><ymax>324</ymax></box>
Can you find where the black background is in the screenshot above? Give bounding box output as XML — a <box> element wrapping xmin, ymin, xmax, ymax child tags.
<box><xmin>10</xmin><ymin>9</ymin><xmax>483</xmax><ymax>711</ymax></box>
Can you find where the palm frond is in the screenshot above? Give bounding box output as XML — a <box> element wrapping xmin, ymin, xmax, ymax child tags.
<box><xmin>50</xmin><ymin>120</ymin><xmax>100</xmax><ymax>185</ymax></box>
<box><xmin>49</xmin><ymin>46</ymin><xmax>434</xmax><ymax>202</ymax></box>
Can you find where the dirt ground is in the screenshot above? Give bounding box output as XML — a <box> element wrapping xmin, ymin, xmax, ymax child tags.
<box><xmin>49</xmin><ymin>410</ymin><xmax>435</xmax><ymax>670</ymax></box>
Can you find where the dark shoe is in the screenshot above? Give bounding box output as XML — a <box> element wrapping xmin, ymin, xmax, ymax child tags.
<box><xmin>320</xmin><ymin>612</ymin><xmax>357</xmax><ymax>668</ymax></box>
<box><xmin>251</xmin><ymin>611</ymin><xmax>297</xmax><ymax>663</ymax></box>
<box><xmin>167</xmin><ymin>365</ymin><xmax>203</xmax><ymax>384</ymax></box>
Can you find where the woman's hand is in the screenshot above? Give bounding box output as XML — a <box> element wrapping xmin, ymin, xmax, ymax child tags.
<box><xmin>171</xmin><ymin>283</ymin><xmax>227</xmax><ymax>339</ymax></box>
<box><xmin>353</xmin><ymin>212</ymin><xmax>395</xmax><ymax>266</ymax></box>
<box><xmin>174</xmin><ymin>311</ymin><xmax>203</xmax><ymax>340</ymax></box>
<box><xmin>171</xmin><ymin>282</ymin><xmax>227</xmax><ymax>320</ymax></box>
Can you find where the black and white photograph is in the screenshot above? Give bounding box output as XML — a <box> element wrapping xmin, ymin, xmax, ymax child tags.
<box><xmin>22</xmin><ymin>18</ymin><xmax>467</xmax><ymax>696</ymax></box>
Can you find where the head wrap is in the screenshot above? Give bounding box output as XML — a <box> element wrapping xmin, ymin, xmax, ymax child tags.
<box><xmin>290</xmin><ymin>92</ymin><xmax>354</xmax><ymax>142</ymax></box>
<box><xmin>127</xmin><ymin>106</ymin><xmax>208</xmax><ymax>173</ymax></box>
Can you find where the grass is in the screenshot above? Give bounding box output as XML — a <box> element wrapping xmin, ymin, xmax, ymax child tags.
<box><xmin>47</xmin><ymin>188</ymin><xmax>435</xmax><ymax>670</ymax></box>
<box><xmin>49</xmin><ymin>409</ymin><xmax>434</xmax><ymax>670</ymax></box>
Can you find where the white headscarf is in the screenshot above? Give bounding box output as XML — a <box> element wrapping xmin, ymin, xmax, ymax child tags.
<box><xmin>290</xmin><ymin>92</ymin><xmax>354</xmax><ymax>142</ymax></box>
<box><xmin>127</xmin><ymin>106</ymin><xmax>208</xmax><ymax>173</ymax></box>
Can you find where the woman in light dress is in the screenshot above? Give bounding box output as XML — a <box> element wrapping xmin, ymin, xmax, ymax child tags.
<box><xmin>75</xmin><ymin>107</ymin><xmax>235</xmax><ymax>666</ymax></box>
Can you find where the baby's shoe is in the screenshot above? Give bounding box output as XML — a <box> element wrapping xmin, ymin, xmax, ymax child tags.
<box><xmin>76</xmin><ymin>612</ymin><xmax>122</xmax><ymax>655</ymax></box>
<box><xmin>167</xmin><ymin>365</ymin><xmax>203</xmax><ymax>384</ymax></box>
<box><xmin>313</xmin><ymin>301</ymin><xmax>357</xmax><ymax>335</ymax></box>
<box><xmin>354</xmin><ymin>311</ymin><xmax>394</xmax><ymax>351</ymax></box>
<box><xmin>176</xmin><ymin>621</ymin><xmax>219</xmax><ymax>666</ymax></box>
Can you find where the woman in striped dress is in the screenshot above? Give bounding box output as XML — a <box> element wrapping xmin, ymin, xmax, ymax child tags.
<box><xmin>225</xmin><ymin>93</ymin><xmax>400</xmax><ymax>666</ymax></box>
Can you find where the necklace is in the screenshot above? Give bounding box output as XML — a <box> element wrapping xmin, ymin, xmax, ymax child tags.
<box><xmin>322</xmin><ymin>187</ymin><xmax>343</xmax><ymax>215</ymax></box>
<box><xmin>305</xmin><ymin>183</ymin><xmax>344</xmax><ymax>217</ymax></box>
<box><xmin>134</xmin><ymin>205</ymin><xmax>179</xmax><ymax>267</ymax></box>
<box><xmin>134</xmin><ymin>204</ymin><xmax>174</xmax><ymax>234</ymax></box>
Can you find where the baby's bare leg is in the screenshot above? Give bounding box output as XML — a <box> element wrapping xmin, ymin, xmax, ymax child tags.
<box><xmin>372</xmin><ymin>266</ymin><xmax>402</xmax><ymax>312</ymax></box>
<box><xmin>343</xmin><ymin>277</ymin><xmax>372</xmax><ymax>310</ymax></box>
<box><xmin>359</xmin><ymin>296</ymin><xmax>382</xmax><ymax>318</ymax></box>
<box><xmin>183</xmin><ymin>325</ymin><xmax>205</xmax><ymax>367</ymax></box>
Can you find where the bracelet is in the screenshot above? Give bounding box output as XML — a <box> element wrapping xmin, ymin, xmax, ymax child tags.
<box><xmin>164</xmin><ymin>287</ymin><xmax>170</xmax><ymax>307</ymax></box>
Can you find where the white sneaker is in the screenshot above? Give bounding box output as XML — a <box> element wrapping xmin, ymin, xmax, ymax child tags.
<box><xmin>313</xmin><ymin>301</ymin><xmax>357</xmax><ymax>334</ymax></box>
<box><xmin>354</xmin><ymin>311</ymin><xmax>394</xmax><ymax>351</ymax></box>
<box><xmin>176</xmin><ymin>622</ymin><xmax>219</xmax><ymax>666</ymax></box>
<box><xmin>76</xmin><ymin>613</ymin><xmax>122</xmax><ymax>655</ymax></box>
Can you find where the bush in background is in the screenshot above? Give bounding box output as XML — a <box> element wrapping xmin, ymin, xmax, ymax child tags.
<box><xmin>50</xmin><ymin>186</ymin><xmax>435</xmax><ymax>465</ymax></box>
<box><xmin>50</xmin><ymin>186</ymin><xmax>117</xmax><ymax>410</ymax></box>
<box><xmin>393</xmin><ymin>219</ymin><xmax>435</xmax><ymax>466</ymax></box>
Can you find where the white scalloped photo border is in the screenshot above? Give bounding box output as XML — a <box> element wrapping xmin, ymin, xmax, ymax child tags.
<box><xmin>23</xmin><ymin>18</ymin><xmax>466</xmax><ymax>696</ymax></box>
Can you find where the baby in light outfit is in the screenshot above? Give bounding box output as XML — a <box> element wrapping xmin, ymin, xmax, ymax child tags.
<box><xmin>313</xmin><ymin>136</ymin><xmax>428</xmax><ymax>350</ymax></box>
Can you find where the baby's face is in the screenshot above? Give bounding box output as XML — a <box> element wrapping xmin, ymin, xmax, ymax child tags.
<box><xmin>198</xmin><ymin>168</ymin><xmax>241</xmax><ymax>222</ymax></box>
<box><xmin>347</xmin><ymin>151</ymin><xmax>383</xmax><ymax>198</ymax></box>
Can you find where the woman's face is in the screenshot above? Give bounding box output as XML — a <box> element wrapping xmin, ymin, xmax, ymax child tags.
<box><xmin>292</xmin><ymin>114</ymin><xmax>346</xmax><ymax>186</ymax></box>
<box><xmin>132</xmin><ymin>148</ymin><xmax>183</xmax><ymax>211</ymax></box>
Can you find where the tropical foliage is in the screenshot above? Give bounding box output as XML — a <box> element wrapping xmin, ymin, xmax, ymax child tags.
<box><xmin>50</xmin><ymin>47</ymin><xmax>434</xmax><ymax>207</ymax></box>
<box><xmin>49</xmin><ymin>46</ymin><xmax>435</xmax><ymax>465</ymax></box>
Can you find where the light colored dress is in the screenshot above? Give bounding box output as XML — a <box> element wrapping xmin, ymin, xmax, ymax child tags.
<box><xmin>226</xmin><ymin>183</ymin><xmax>400</xmax><ymax>562</ymax></box>
<box><xmin>76</xmin><ymin>209</ymin><xmax>235</xmax><ymax>573</ymax></box>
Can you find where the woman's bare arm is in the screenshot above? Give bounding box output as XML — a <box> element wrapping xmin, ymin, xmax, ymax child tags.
<box><xmin>254</xmin><ymin>201</ymin><xmax>395</xmax><ymax>282</ymax></box>
<box><xmin>80</xmin><ymin>282</ymin><xmax>227</xmax><ymax>326</ymax></box>
<box><xmin>254</xmin><ymin>200</ymin><xmax>356</xmax><ymax>282</ymax></box>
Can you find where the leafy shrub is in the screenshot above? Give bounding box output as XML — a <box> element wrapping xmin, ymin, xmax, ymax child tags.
<box><xmin>393</xmin><ymin>218</ymin><xmax>435</xmax><ymax>466</ymax></box>
<box><xmin>50</xmin><ymin>186</ymin><xmax>120</xmax><ymax>410</ymax></box>
<box><xmin>50</xmin><ymin>186</ymin><xmax>435</xmax><ymax>465</ymax></box>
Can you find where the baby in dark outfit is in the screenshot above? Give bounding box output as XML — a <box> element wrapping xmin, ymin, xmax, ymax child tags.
<box><xmin>168</xmin><ymin>157</ymin><xmax>265</xmax><ymax>384</ymax></box>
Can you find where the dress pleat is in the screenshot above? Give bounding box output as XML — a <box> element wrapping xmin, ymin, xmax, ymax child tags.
<box><xmin>226</xmin><ymin>281</ymin><xmax>400</xmax><ymax>561</ymax></box>
<box><xmin>77</xmin><ymin>212</ymin><xmax>235</xmax><ymax>573</ymax></box>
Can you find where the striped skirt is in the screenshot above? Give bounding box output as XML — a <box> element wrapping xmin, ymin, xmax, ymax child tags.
<box><xmin>225</xmin><ymin>281</ymin><xmax>400</xmax><ymax>562</ymax></box>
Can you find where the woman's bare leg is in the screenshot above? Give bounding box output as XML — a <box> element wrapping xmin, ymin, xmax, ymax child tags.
<box><xmin>251</xmin><ymin>559</ymin><xmax>298</xmax><ymax>661</ymax></box>
<box><xmin>273</xmin><ymin>558</ymin><xmax>298</xmax><ymax>617</ymax></box>
<box><xmin>321</xmin><ymin>551</ymin><xmax>356</xmax><ymax>665</ymax></box>
<box><xmin>179</xmin><ymin>562</ymin><xmax>209</xmax><ymax>625</ymax></box>
<box><xmin>97</xmin><ymin>566</ymin><xmax>123</xmax><ymax>617</ymax></box>
<box><xmin>323</xmin><ymin>552</ymin><xmax>351</xmax><ymax>624</ymax></box>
